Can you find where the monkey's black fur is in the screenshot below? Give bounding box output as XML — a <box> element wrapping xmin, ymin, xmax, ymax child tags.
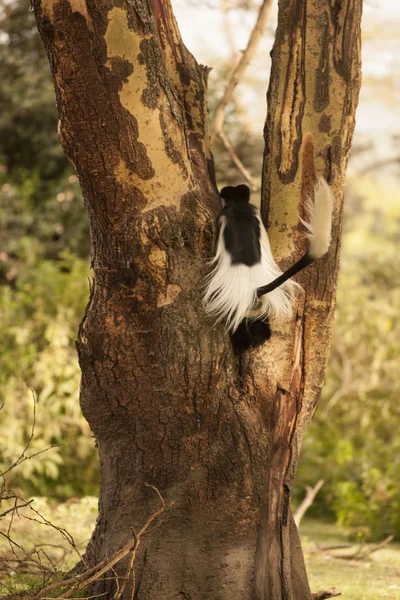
<box><xmin>231</xmin><ymin>318</ymin><xmax>272</xmax><ymax>354</ymax></box>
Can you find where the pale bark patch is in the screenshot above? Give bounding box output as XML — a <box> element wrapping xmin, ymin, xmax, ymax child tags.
<box><xmin>148</xmin><ymin>248</ymin><xmax>167</xmax><ymax>270</ymax></box>
<box><xmin>105</xmin><ymin>8</ymin><xmax>192</xmax><ymax>211</ymax></box>
<box><xmin>157</xmin><ymin>284</ymin><xmax>182</xmax><ymax>307</ymax></box>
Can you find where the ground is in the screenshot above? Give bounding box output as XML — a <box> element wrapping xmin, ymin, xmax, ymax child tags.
<box><xmin>301</xmin><ymin>520</ymin><xmax>400</xmax><ymax>600</ymax></box>
<box><xmin>1</xmin><ymin>499</ymin><xmax>400</xmax><ymax>599</ymax></box>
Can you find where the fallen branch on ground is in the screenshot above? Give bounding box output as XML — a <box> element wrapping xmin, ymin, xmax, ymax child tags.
<box><xmin>333</xmin><ymin>535</ymin><xmax>394</xmax><ymax>560</ymax></box>
<box><xmin>312</xmin><ymin>587</ymin><xmax>341</xmax><ymax>599</ymax></box>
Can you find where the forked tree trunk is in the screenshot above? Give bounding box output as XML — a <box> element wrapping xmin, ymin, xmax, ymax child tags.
<box><xmin>34</xmin><ymin>1</ymin><xmax>362</xmax><ymax>599</ymax></box>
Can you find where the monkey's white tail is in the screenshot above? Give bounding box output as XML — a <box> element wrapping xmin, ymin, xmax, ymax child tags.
<box><xmin>301</xmin><ymin>177</ymin><xmax>333</xmax><ymax>259</ymax></box>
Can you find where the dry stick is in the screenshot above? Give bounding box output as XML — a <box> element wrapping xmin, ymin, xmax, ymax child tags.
<box><xmin>365</xmin><ymin>534</ymin><xmax>394</xmax><ymax>557</ymax></box>
<box><xmin>211</xmin><ymin>0</ymin><xmax>274</xmax><ymax>143</ymax></box>
<box><xmin>30</xmin><ymin>486</ymin><xmax>166</xmax><ymax>600</ymax></box>
<box><xmin>0</xmin><ymin>387</ymin><xmax>62</xmax><ymax>479</ymax></box>
<box><xmin>312</xmin><ymin>588</ymin><xmax>341</xmax><ymax>600</ymax></box>
<box><xmin>23</xmin><ymin>502</ymin><xmax>85</xmax><ymax>563</ymax></box>
<box><xmin>293</xmin><ymin>480</ymin><xmax>324</xmax><ymax>527</ymax></box>
<box><xmin>112</xmin><ymin>532</ymin><xmax>137</xmax><ymax>600</ymax></box>
<box><xmin>0</xmin><ymin>499</ymin><xmax>34</xmax><ymax>519</ymax></box>
<box><xmin>334</xmin><ymin>535</ymin><xmax>394</xmax><ymax>560</ymax></box>
<box><xmin>40</xmin><ymin>594</ymin><xmax>109</xmax><ymax>600</ymax></box>
<box><xmin>218</xmin><ymin>131</ymin><xmax>258</xmax><ymax>191</ymax></box>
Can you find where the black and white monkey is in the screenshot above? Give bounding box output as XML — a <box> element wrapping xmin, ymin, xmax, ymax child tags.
<box><xmin>203</xmin><ymin>178</ymin><xmax>334</xmax><ymax>351</ymax></box>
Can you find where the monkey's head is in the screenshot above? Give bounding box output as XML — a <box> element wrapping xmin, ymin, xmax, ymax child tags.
<box><xmin>219</xmin><ymin>184</ymin><xmax>251</xmax><ymax>206</ymax></box>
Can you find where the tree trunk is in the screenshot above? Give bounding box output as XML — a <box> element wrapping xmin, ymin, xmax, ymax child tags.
<box><xmin>33</xmin><ymin>1</ymin><xmax>362</xmax><ymax>599</ymax></box>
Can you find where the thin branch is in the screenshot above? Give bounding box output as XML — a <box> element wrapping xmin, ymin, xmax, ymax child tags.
<box><xmin>0</xmin><ymin>500</ymin><xmax>34</xmax><ymax>519</ymax></box>
<box><xmin>0</xmin><ymin>387</ymin><xmax>62</xmax><ymax>479</ymax></box>
<box><xmin>0</xmin><ymin>385</ymin><xmax>37</xmax><ymax>478</ymax></box>
<box><xmin>211</xmin><ymin>0</ymin><xmax>274</xmax><ymax>142</ymax></box>
<box><xmin>218</xmin><ymin>131</ymin><xmax>258</xmax><ymax>191</ymax></box>
<box><xmin>29</xmin><ymin>485</ymin><xmax>166</xmax><ymax>600</ymax></box>
<box><xmin>294</xmin><ymin>480</ymin><xmax>324</xmax><ymax>527</ymax></box>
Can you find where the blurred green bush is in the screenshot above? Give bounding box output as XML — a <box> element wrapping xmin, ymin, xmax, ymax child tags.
<box><xmin>295</xmin><ymin>178</ymin><xmax>400</xmax><ymax>541</ymax></box>
<box><xmin>0</xmin><ymin>0</ymin><xmax>96</xmax><ymax>499</ymax></box>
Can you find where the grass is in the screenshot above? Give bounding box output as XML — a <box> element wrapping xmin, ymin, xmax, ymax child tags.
<box><xmin>1</xmin><ymin>499</ymin><xmax>400</xmax><ymax>599</ymax></box>
<box><xmin>300</xmin><ymin>519</ymin><xmax>400</xmax><ymax>600</ymax></box>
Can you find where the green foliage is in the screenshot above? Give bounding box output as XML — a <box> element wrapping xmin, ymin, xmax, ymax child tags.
<box><xmin>0</xmin><ymin>0</ymin><xmax>66</xmax><ymax>179</ymax></box>
<box><xmin>296</xmin><ymin>178</ymin><xmax>400</xmax><ymax>541</ymax></box>
<box><xmin>0</xmin><ymin>0</ymin><xmax>93</xmax><ymax>500</ymax></box>
<box><xmin>0</xmin><ymin>171</ymin><xmax>90</xmax><ymax>261</ymax></box>
<box><xmin>0</xmin><ymin>247</ymin><xmax>98</xmax><ymax>498</ymax></box>
<box><xmin>0</xmin><ymin>0</ymin><xmax>89</xmax><ymax>259</ymax></box>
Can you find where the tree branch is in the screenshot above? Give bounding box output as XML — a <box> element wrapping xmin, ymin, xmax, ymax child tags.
<box><xmin>211</xmin><ymin>0</ymin><xmax>274</xmax><ymax>142</ymax></box>
<box><xmin>217</xmin><ymin>131</ymin><xmax>258</xmax><ymax>190</ymax></box>
<box><xmin>294</xmin><ymin>480</ymin><xmax>324</xmax><ymax>527</ymax></box>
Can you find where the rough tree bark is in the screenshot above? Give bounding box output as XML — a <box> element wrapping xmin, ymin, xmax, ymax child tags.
<box><xmin>33</xmin><ymin>1</ymin><xmax>362</xmax><ymax>599</ymax></box>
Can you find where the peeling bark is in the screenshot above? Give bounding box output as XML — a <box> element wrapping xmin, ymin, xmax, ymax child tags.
<box><xmin>33</xmin><ymin>1</ymin><xmax>362</xmax><ymax>599</ymax></box>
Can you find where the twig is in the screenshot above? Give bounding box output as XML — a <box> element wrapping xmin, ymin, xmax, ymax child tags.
<box><xmin>0</xmin><ymin>499</ymin><xmax>34</xmax><ymax>518</ymax></box>
<box><xmin>218</xmin><ymin>131</ymin><xmax>258</xmax><ymax>191</ymax></box>
<box><xmin>334</xmin><ymin>535</ymin><xmax>394</xmax><ymax>560</ymax></box>
<box><xmin>0</xmin><ymin>387</ymin><xmax>62</xmax><ymax>479</ymax></box>
<box><xmin>312</xmin><ymin>588</ymin><xmax>341</xmax><ymax>599</ymax></box>
<box><xmin>29</xmin><ymin>485</ymin><xmax>166</xmax><ymax>600</ymax></box>
<box><xmin>366</xmin><ymin>534</ymin><xmax>394</xmax><ymax>556</ymax></box>
<box><xmin>0</xmin><ymin>386</ymin><xmax>37</xmax><ymax>478</ymax></box>
<box><xmin>40</xmin><ymin>594</ymin><xmax>108</xmax><ymax>600</ymax></box>
<box><xmin>294</xmin><ymin>480</ymin><xmax>324</xmax><ymax>527</ymax></box>
<box><xmin>22</xmin><ymin>502</ymin><xmax>85</xmax><ymax>563</ymax></box>
<box><xmin>211</xmin><ymin>0</ymin><xmax>274</xmax><ymax>142</ymax></box>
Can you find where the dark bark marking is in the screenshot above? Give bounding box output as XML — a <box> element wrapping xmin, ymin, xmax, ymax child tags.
<box><xmin>140</xmin><ymin>38</ymin><xmax>162</xmax><ymax>109</ymax></box>
<box><xmin>314</xmin><ymin>12</ymin><xmax>330</xmax><ymax>113</ymax></box>
<box><xmin>318</xmin><ymin>113</ymin><xmax>332</xmax><ymax>133</ymax></box>
<box><xmin>159</xmin><ymin>111</ymin><xmax>188</xmax><ymax>176</ymax></box>
<box><xmin>330</xmin><ymin>0</ymin><xmax>361</xmax><ymax>82</ymax></box>
<box><xmin>109</xmin><ymin>56</ymin><xmax>134</xmax><ymax>83</ymax></box>
<box><xmin>272</xmin><ymin>0</ymin><xmax>307</xmax><ymax>185</ymax></box>
<box><xmin>331</xmin><ymin>135</ymin><xmax>342</xmax><ymax>167</ymax></box>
